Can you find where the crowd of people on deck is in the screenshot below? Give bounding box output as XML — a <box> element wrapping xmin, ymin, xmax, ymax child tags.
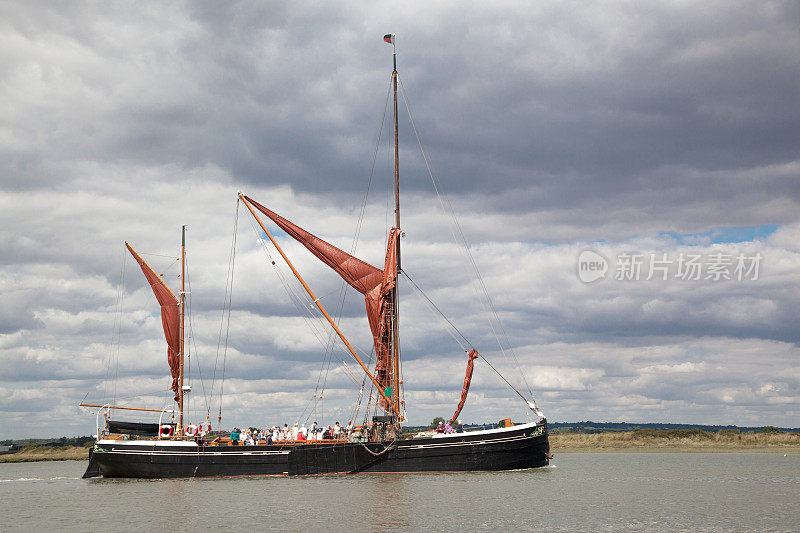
<box><xmin>436</xmin><ymin>419</ymin><xmax>464</xmax><ymax>434</ymax></box>
<box><xmin>222</xmin><ymin>417</ymin><xmax>465</xmax><ymax>445</ymax></box>
<box><xmin>227</xmin><ymin>420</ymin><xmax>356</xmax><ymax>445</ymax></box>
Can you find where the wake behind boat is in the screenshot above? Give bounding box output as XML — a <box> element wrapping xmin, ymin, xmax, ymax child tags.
<box><xmin>82</xmin><ymin>35</ymin><xmax>550</xmax><ymax>479</ymax></box>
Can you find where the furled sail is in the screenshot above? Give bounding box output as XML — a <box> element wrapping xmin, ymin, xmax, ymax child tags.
<box><xmin>450</xmin><ymin>349</ymin><xmax>479</xmax><ymax>423</ymax></box>
<box><xmin>243</xmin><ymin>196</ymin><xmax>399</xmax><ymax>406</ymax></box>
<box><xmin>126</xmin><ymin>243</ymin><xmax>181</xmax><ymax>402</ymax></box>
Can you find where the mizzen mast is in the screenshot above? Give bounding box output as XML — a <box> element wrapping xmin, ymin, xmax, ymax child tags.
<box><xmin>178</xmin><ymin>224</ymin><xmax>186</xmax><ymax>435</ymax></box>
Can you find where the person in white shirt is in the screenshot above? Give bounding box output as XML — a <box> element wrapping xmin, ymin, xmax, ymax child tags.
<box><xmin>291</xmin><ymin>423</ymin><xmax>299</xmax><ymax>441</ymax></box>
<box><xmin>333</xmin><ymin>422</ymin><xmax>341</xmax><ymax>438</ymax></box>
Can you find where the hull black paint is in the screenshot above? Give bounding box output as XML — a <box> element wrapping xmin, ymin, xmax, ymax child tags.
<box><xmin>86</xmin><ymin>422</ymin><xmax>549</xmax><ymax>479</ymax></box>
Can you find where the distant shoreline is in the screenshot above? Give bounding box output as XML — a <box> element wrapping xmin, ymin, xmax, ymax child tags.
<box><xmin>554</xmin><ymin>447</ymin><xmax>800</xmax><ymax>453</ymax></box>
<box><xmin>550</xmin><ymin>430</ymin><xmax>800</xmax><ymax>453</ymax></box>
<box><xmin>2</xmin><ymin>431</ymin><xmax>798</xmax><ymax>463</ymax></box>
<box><xmin>0</xmin><ymin>446</ymin><xmax>89</xmax><ymax>463</ymax></box>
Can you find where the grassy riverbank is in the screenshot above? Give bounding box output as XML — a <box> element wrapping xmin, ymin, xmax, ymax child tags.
<box><xmin>2</xmin><ymin>429</ymin><xmax>799</xmax><ymax>462</ymax></box>
<box><xmin>550</xmin><ymin>429</ymin><xmax>800</xmax><ymax>453</ymax></box>
<box><xmin>0</xmin><ymin>445</ymin><xmax>90</xmax><ymax>463</ymax></box>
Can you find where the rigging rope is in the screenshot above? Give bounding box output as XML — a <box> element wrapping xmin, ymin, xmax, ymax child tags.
<box><xmin>402</xmin><ymin>270</ymin><xmax>473</xmax><ymax>353</ymax></box>
<box><xmin>313</xmin><ymin>78</ymin><xmax>394</xmax><ymax>425</ymax></box>
<box><xmin>243</xmin><ymin>207</ymin><xmax>379</xmax><ymax>426</ymax></box>
<box><xmin>106</xmin><ymin>245</ymin><xmax>127</xmax><ymax>405</ymax></box>
<box><xmin>356</xmin><ymin>438</ymin><xmax>397</xmax><ymax>457</ymax></box>
<box><xmin>403</xmin><ymin>269</ymin><xmax>530</xmax><ymax>403</ymax></box>
<box><xmin>398</xmin><ymin>76</ymin><xmax>537</xmax><ymax>404</ymax></box>
<box><xmin>211</xmin><ymin>198</ymin><xmax>239</xmax><ymax>427</ymax></box>
<box><xmin>184</xmin><ymin>257</ymin><xmax>212</xmax><ymax>418</ymax></box>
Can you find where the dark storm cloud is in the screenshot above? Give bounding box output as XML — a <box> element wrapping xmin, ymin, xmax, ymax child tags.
<box><xmin>5</xmin><ymin>1</ymin><xmax>798</xmax><ymax>215</ymax></box>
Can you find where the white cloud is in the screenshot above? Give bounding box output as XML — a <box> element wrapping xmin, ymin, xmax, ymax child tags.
<box><xmin>1</xmin><ymin>1</ymin><xmax>799</xmax><ymax>438</ymax></box>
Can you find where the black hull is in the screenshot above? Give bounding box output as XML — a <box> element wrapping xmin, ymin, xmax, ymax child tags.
<box><xmin>82</xmin><ymin>448</ymin><xmax>100</xmax><ymax>478</ymax></box>
<box><xmin>87</xmin><ymin>422</ymin><xmax>549</xmax><ymax>478</ymax></box>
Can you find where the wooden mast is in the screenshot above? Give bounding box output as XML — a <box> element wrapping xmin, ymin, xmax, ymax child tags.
<box><xmin>390</xmin><ymin>40</ymin><xmax>402</xmax><ymax>422</ymax></box>
<box><xmin>178</xmin><ymin>224</ymin><xmax>186</xmax><ymax>435</ymax></box>
<box><xmin>239</xmin><ymin>194</ymin><xmax>402</xmax><ymax>419</ymax></box>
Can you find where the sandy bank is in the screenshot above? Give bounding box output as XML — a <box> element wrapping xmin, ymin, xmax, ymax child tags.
<box><xmin>0</xmin><ymin>446</ymin><xmax>90</xmax><ymax>463</ymax></box>
<box><xmin>550</xmin><ymin>430</ymin><xmax>800</xmax><ymax>453</ymax></box>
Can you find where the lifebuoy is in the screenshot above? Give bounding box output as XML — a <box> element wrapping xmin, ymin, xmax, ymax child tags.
<box><xmin>159</xmin><ymin>425</ymin><xmax>173</xmax><ymax>437</ymax></box>
<box><xmin>199</xmin><ymin>422</ymin><xmax>210</xmax><ymax>435</ymax></box>
<box><xmin>185</xmin><ymin>424</ymin><xmax>198</xmax><ymax>437</ymax></box>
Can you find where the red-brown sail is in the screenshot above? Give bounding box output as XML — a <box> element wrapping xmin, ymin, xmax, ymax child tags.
<box><xmin>450</xmin><ymin>349</ymin><xmax>479</xmax><ymax>423</ymax></box>
<box><xmin>243</xmin><ymin>196</ymin><xmax>399</xmax><ymax>405</ymax></box>
<box><xmin>126</xmin><ymin>243</ymin><xmax>181</xmax><ymax>402</ymax></box>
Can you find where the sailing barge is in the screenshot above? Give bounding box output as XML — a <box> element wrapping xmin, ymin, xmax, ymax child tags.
<box><xmin>82</xmin><ymin>37</ymin><xmax>549</xmax><ymax>478</ymax></box>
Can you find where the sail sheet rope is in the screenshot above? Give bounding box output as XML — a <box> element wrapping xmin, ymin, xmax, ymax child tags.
<box><xmin>398</xmin><ymin>77</ymin><xmax>538</xmax><ymax>407</ymax></box>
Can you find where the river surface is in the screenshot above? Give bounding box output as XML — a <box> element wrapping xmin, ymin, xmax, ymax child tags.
<box><xmin>1</xmin><ymin>452</ymin><xmax>798</xmax><ymax>532</ymax></box>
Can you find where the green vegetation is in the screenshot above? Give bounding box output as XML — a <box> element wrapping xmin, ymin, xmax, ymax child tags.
<box><xmin>428</xmin><ymin>417</ymin><xmax>445</xmax><ymax>429</ymax></box>
<box><xmin>550</xmin><ymin>428</ymin><xmax>800</xmax><ymax>452</ymax></box>
<box><xmin>631</xmin><ymin>428</ymin><xmax>714</xmax><ymax>440</ymax></box>
<box><xmin>0</xmin><ymin>436</ymin><xmax>94</xmax><ymax>448</ymax></box>
<box><xmin>0</xmin><ymin>445</ymin><xmax>91</xmax><ymax>463</ymax></box>
<box><xmin>0</xmin><ymin>436</ymin><xmax>94</xmax><ymax>463</ymax></box>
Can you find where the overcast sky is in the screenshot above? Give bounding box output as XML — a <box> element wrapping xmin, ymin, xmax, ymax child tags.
<box><xmin>1</xmin><ymin>1</ymin><xmax>799</xmax><ymax>439</ymax></box>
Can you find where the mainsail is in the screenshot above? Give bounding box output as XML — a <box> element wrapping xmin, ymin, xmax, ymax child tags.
<box><xmin>126</xmin><ymin>243</ymin><xmax>181</xmax><ymax>402</ymax></box>
<box><xmin>243</xmin><ymin>196</ymin><xmax>399</xmax><ymax>408</ymax></box>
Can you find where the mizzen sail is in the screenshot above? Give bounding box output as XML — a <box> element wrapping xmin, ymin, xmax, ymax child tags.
<box><xmin>126</xmin><ymin>243</ymin><xmax>181</xmax><ymax>402</ymax></box>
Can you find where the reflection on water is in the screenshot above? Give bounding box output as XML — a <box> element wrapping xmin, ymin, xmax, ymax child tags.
<box><xmin>365</xmin><ymin>474</ymin><xmax>411</xmax><ymax>529</ymax></box>
<box><xmin>1</xmin><ymin>454</ymin><xmax>798</xmax><ymax>532</ymax></box>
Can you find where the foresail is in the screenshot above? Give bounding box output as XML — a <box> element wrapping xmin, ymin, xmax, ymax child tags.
<box><xmin>126</xmin><ymin>243</ymin><xmax>181</xmax><ymax>402</ymax></box>
<box><xmin>450</xmin><ymin>349</ymin><xmax>479</xmax><ymax>423</ymax></box>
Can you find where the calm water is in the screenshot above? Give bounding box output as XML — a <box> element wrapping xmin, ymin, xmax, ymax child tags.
<box><xmin>1</xmin><ymin>453</ymin><xmax>798</xmax><ymax>532</ymax></box>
